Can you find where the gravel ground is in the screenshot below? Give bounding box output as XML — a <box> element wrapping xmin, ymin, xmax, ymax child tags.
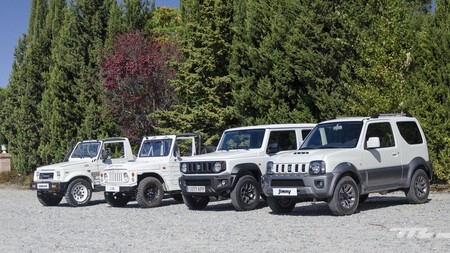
<box><xmin>0</xmin><ymin>186</ymin><xmax>449</xmax><ymax>253</ymax></box>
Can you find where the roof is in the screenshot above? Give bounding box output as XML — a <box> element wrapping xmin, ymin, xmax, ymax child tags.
<box><xmin>224</xmin><ymin>123</ymin><xmax>316</xmax><ymax>132</ymax></box>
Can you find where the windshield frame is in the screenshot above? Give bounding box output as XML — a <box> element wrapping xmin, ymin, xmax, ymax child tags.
<box><xmin>138</xmin><ymin>138</ymin><xmax>173</xmax><ymax>158</ymax></box>
<box><xmin>300</xmin><ymin>121</ymin><xmax>363</xmax><ymax>150</ymax></box>
<box><xmin>70</xmin><ymin>141</ymin><xmax>102</xmax><ymax>159</ymax></box>
<box><xmin>217</xmin><ymin>129</ymin><xmax>266</xmax><ymax>151</ymax></box>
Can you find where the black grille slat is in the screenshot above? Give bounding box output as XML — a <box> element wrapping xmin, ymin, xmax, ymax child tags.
<box><xmin>185</xmin><ymin>162</ymin><xmax>218</xmax><ymax>174</ymax></box>
<box><xmin>271</xmin><ymin>180</ymin><xmax>304</xmax><ymax>187</ymax></box>
<box><xmin>39</xmin><ymin>173</ymin><xmax>54</xmax><ymax>180</ymax></box>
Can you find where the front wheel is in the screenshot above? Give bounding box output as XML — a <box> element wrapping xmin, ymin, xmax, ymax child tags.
<box><xmin>231</xmin><ymin>175</ymin><xmax>260</xmax><ymax>211</ymax></box>
<box><xmin>406</xmin><ymin>169</ymin><xmax>430</xmax><ymax>204</ymax></box>
<box><xmin>328</xmin><ymin>176</ymin><xmax>359</xmax><ymax>216</ymax></box>
<box><xmin>104</xmin><ymin>192</ymin><xmax>132</xmax><ymax>207</ymax></box>
<box><xmin>182</xmin><ymin>195</ymin><xmax>210</xmax><ymax>210</ymax></box>
<box><xmin>37</xmin><ymin>192</ymin><xmax>63</xmax><ymax>206</ymax></box>
<box><xmin>65</xmin><ymin>179</ymin><xmax>92</xmax><ymax>207</ymax></box>
<box><xmin>267</xmin><ymin>196</ymin><xmax>296</xmax><ymax>213</ymax></box>
<box><xmin>136</xmin><ymin>177</ymin><xmax>164</xmax><ymax>208</ymax></box>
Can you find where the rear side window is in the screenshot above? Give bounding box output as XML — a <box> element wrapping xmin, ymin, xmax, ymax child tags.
<box><xmin>397</xmin><ymin>121</ymin><xmax>423</xmax><ymax>144</ymax></box>
<box><xmin>268</xmin><ymin>130</ymin><xmax>297</xmax><ymax>152</ymax></box>
<box><xmin>301</xmin><ymin>129</ymin><xmax>312</xmax><ymax>140</ymax></box>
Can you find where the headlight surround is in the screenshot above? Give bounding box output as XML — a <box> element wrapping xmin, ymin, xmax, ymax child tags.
<box><xmin>123</xmin><ymin>172</ymin><xmax>129</xmax><ymax>183</ymax></box>
<box><xmin>309</xmin><ymin>161</ymin><xmax>326</xmax><ymax>175</ymax></box>
<box><xmin>266</xmin><ymin>161</ymin><xmax>274</xmax><ymax>174</ymax></box>
<box><xmin>213</xmin><ymin>162</ymin><xmax>222</xmax><ymax>173</ymax></box>
<box><xmin>180</xmin><ymin>163</ymin><xmax>188</xmax><ymax>173</ymax></box>
<box><xmin>104</xmin><ymin>172</ymin><xmax>109</xmax><ymax>183</ymax></box>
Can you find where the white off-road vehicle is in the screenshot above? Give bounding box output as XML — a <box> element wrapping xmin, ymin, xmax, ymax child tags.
<box><xmin>179</xmin><ymin>124</ymin><xmax>316</xmax><ymax>211</ymax></box>
<box><xmin>100</xmin><ymin>133</ymin><xmax>201</xmax><ymax>208</ymax></box>
<box><xmin>261</xmin><ymin>114</ymin><xmax>433</xmax><ymax>215</ymax></box>
<box><xmin>30</xmin><ymin>137</ymin><xmax>134</xmax><ymax>207</ymax></box>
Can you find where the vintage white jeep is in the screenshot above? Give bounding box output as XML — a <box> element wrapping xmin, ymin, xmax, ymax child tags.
<box><xmin>101</xmin><ymin>133</ymin><xmax>201</xmax><ymax>208</ymax></box>
<box><xmin>30</xmin><ymin>137</ymin><xmax>134</xmax><ymax>207</ymax></box>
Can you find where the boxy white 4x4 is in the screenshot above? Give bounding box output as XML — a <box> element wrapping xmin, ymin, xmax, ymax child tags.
<box><xmin>30</xmin><ymin>138</ymin><xmax>135</xmax><ymax>207</ymax></box>
<box><xmin>100</xmin><ymin>133</ymin><xmax>201</xmax><ymax>208</ymax></box>
<box><xmin>179</xmin><ymin>124</ymin><xmax>315</xmax><ymax>211</ymax></box>
<box><xmin>261</xmin><ymin>114</ymin><xmax>433</xmax><ymax>215</ymax></box>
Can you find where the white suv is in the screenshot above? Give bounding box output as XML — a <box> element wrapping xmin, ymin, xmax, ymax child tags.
<box><xmin>261</xmin><ymin>114</ymin><xmax>433</xmax><ymax>215</ymax></box>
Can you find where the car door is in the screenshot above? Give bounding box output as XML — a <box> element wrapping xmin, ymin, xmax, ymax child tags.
<box><xmin>361</xmin><ymin>121</ymin><xmax>403</xmax><ymax>191</ymax></box>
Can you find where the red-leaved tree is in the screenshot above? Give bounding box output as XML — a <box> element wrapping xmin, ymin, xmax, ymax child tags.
<box><xmin>100</xmin><ymin>31</ymin><xmax>179</xmax><ymax>141</ymax></box>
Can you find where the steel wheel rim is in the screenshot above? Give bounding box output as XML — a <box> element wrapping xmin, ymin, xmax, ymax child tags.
<box><xmin>414</xmin><ymin>175</ymin><xmax>428</xmax><ymax>198</ymax></box>
<box><xmin>72</xmin><ymin>183</ymin><xmax>88</xmax><ymax>202</ymax></box>
<box><xmin>338</xmin><ymin>183</ymin><xmax>356</xmax><ymax>209</ymax></box>
<box><xmin>240</xmin><ymin>183</ymin><xmax>257</xmax><ymax>204</ymax></box>
<box><xmin>144</xmin><ymin>185</ymin><xmax>159</xmax><ymax>202</ymax></box>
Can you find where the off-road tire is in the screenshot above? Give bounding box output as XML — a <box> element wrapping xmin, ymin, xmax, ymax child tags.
<box><xmin>406</xmin><ymin>169</ymin><xmax>430</xmax><ymax>204</ymax></box>
<box><xmin>328</xmin><ymin>176</ymin><xmax>359</xmax><ymax>216</ymax></box>
<box><xmin>171</xmin><ymin>193</ymin><xmax>183</xmax><ymax>202</ymax></box>
<box><xmin>231</xmin><ymin>175</ymin><xmax>260</xmax><ymax>211</ymax></box>
<box><xmin>182</xmin><ymin>195</ymin><xmax>209</xmax><ymax>210</ymax></box>
<box><xmin>65</xmin><ymin>179</ymin><xmax>92</xmax><ymax>207</ymax></box>
<box><xmin>136</xmin><ymin>177</ymin><xmax>164</xmax><ymax>208</ymax></box>
<box><xmin>104</xmin><ymin>192</ymin><xmax>132</xmax><ymax>207</ymax></box>
<box><xmin>37</xmin><ymin>192</ymin><xmax>63</xmax><ymax>206</ymax></box>
<box><xmin>267</xmin><ymin>196</ymin><xmax>296</xmax><ymax>213</ymax></box>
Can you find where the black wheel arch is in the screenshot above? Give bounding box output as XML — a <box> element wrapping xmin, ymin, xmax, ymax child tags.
<box><xmin>405</xmin><ymin>157</ymin><xmax>433</xmax><ymax>186</ymax></box>
<box><xmin>231</xmin><ymin>163</ymin><xmax>262</xmax><ymax>188</ymax></box>
<box><xmin>330</xmin><ymin>162</ymin><xmax>364</xmax><ymax>196</ymax></box>
<box><xmin>66</xmin><ymin>176</ymin><xmax>93</xmax><ymax>191</ymax></box>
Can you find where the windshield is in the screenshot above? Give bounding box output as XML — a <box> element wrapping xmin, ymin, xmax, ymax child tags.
<box><xmin>71</xmin><ymin>142</ymin><xmax>101</xmax><ymax>158</ymax></box>
<box><xmin>300</xmin><ymin>122</ymin><xmax>363</xmax><ymax>149</ymax></box>
<box><xmin>218</xmin><ymin>129</ymin><xmax>265</xmax><ymax>151</ymax></box>
<box><xmin>139</xmin><ymin>139</ymin><xmax>173</xmax><ymax>157</ymax></box>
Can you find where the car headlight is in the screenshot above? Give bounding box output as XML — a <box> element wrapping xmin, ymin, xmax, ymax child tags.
<box><xmin>123</xmin><ymin>172</ymin><xmax>129</xmax><ymax>183</ymax></box>
<box><xmin>180</xmin><ymin>163</ymin><xmax>188</xmax><ymax>173</ymax></box>
<box><xmin>104</xmin><ymin>172</ymin><xmax>109</xmax><ymax>183</ymax></box>
<box><xmin>35</xmin><ymin>171</ymin><xmax>40</xmax><ymax>180</ymax></box>
<box><xmin>213</xmin><ymin>162</ymin><xmax>223</xmax><ymax>173</ymax></box>
<box><xmin>309</xmin><ymin>161</ymin><xmax>326</xmax><ymax>175</ymax></box>
<box><xmin>266</xmin><ymin>161</ymin><xmax>274</xmax><ymax>174</ymax></box>
<box><xmin>56</xmin><ymin>171</ymin><xmax>61</xmax><ymax>179</ymax></box>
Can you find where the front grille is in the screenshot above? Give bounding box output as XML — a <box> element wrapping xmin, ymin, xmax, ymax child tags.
<box><xmin>185</xmin><ymin>180</ymin><xmax>211</xmax><ymax>186</ymax></box>
<box><xmin>39</xmin><ymin>173</ymin><xmax>54</xmax><ymax>180</ymax></box>
<box><xmin>274</xmin><ymin>163</ymin><xmax>307</xmax><ymax>173</ymax></box>
<box><xmin>184</xmin><ymin>162</ymin><xmax>221</xmax><ymax>174</ymax></box>
<box><xmin>107</xmin><ymin>170</ymin><xmax>124</xmax><ymax>182</ymax></box>
<box><xmin>271</xmin><ymin>179</ymin><xmax>305</xmax><ymax>187</ymax></box>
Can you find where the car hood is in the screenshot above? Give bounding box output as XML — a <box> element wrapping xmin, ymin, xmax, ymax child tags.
<box><xmin>271</xmin><ymin>148</ymin><xmax>353</xmax><ymax>163</ymax></box>
<box><xmin>36</xmin><ymin>159</ymin><xmax>93</xmax><ymax>172</ymax></box>
<box><xmin>104</xmin><ymin>158</ymin><xmax>167</xmax><ymax>171</ymax></box>
<box><xmin>181</xmin><ymin>150</ymin><xmax>260</xmax><ymax>162</ymax></box>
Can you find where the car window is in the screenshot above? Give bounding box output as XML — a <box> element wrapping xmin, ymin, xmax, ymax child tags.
<box><xmin>397</xmin><ymin>121</ymin><xmax>423</xmax><ymax>144</ymax></box>
<box><xmin>365</xmin><ymin>122</ymin><xmax>395</xmax><ymax>148</ymax></box>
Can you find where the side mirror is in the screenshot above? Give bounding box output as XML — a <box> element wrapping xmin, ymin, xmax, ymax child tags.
<box><xmin>267</xmin><ymin>143</ymin><xmax>279</xmax><ymax>154</ymax></box>
<box><xmin>366</xmin><ymin>137</ymin><xmax>380</xmax><ymax>149</ymax></box>
<box><xmin>102</xmin><ymin>148</ymin><xmax>111</xmax><ymax>160</ymax></box>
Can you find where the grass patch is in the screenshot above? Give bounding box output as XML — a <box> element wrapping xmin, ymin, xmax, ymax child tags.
<box><xmin>0</xmin><ymin>170</ymin><xmax>33</xmax><ymax>188</ymax></box>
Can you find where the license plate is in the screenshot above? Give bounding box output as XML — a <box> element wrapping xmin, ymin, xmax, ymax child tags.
<box><xmin>186</xmin><ymin>186</ymin><xmax>205</xmax><ymax>193</ymax></box>
<box><xmin>37</xmin><ymin>183</ymin><xmax>49</xmax><ymax>189</ymax></box>
<box><xmin>105</xmin><ymin>185</ymin><xmax>120</xmax><ymax>192</ymax></box>
<box><xmin>273</xmin><ymin>188</ymin><xmax>297</xmax><ymax>196</ymax></box>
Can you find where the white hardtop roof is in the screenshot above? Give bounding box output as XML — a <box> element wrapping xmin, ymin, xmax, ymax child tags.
<box><xmin>224</xmin><ymin>123</ymin><xmax>316</xmax><ymax>132</ymax></box>
<box><xmin>321</xmin><ymin>114</ymin><xmax>416</xmax><ymax>124</ymax></box>
<box><xmin>79</xmin><ymin>137</ymin><xmax>128</xmax><ymax>143</ymax></box>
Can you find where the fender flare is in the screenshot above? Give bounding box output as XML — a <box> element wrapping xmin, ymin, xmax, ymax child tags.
<box><xmin>405</xmin><ymin>157</ymin><xmax>433</xmax><ymax>187</ymax></box>
<box><xmin>330</xmin><ymin>162</ymin><xmax>365</xmax><ymax>196</ymax></box>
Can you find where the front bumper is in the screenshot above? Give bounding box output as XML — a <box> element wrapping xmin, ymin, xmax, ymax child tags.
<box><xmin>179</xmin><ymin>174</ymin><xmax>236</xmax><ymax>196</ymax></box>
<box><xmin>30</xmin><ymin>181</ymin><xmax>67</xmax><ymax>191</ymax></box>
<box><xmin>261</xmin><ymin>173</ymin><xmax>335</xmax><ymax>200</ymax></box>
<box><xmin>103</xmin><ymin>184</ymin><xmax>136</xmax><ymax>193</ymax></box>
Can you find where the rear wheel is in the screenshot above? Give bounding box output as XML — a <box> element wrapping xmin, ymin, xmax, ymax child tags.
<box><xmin>104</xmin><ymin>192</ymin><xmax>132</xmax><ymax>207</ymax></box>
<box><xmin>406</xmin><ymin>169</ymin><xmax>430</xmax><ymax>204</ymax></box>
<box><xmin>267</xmin><ymin>196</ymin><xmax>296</xmax><ymax>213</ymax></box>
<box><xmin>328</xmin><ymin>176</ymin><xmax>359</xmax><ymax>216</ymax></box>
<box><xmin>65</xmin><ymin>179</ymin><xmax>92</xmax><ymax>207</ymax></box>
<box><xmin>37</xmin><ymin>192</ymin><xmax>63</xmax><ymax>206</ymax></box>
<box><xmin>231</xmin><ymin>175</ymin><xmax>260</xmax><ymax>211</ymax></box>
<box><xmin>136</xmin><ymin>177</ymin><xmax>164</xmax><ymax>208</ymax></box>
<box><xmin>182</xmin><ymin>195</ymin><xmax>209</xmax><ymax>210</ymax></box>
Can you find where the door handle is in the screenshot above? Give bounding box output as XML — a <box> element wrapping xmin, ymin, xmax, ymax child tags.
<box><xmin>392</xmin><ymin>152</ymin><xmax>399</xmax><ymax>157</ymax></box>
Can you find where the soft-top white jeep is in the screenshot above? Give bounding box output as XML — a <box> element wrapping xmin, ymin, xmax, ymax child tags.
<box><xmin>261</xmin><ymin>114</ymin><xmax>433</xmax><ymax>215</ymax></box>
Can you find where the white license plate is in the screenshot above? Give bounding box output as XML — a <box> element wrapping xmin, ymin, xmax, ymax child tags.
<box><xmin>105</xmin><ymin>185</ymin><xmax>120</xmax><ymax>192</ymax></box>
<box><xmin>273</xmin><ymin>188</ymin><xmax>297</xmax><ymax>196</ymax></box>
<box><xmin>186</xmin><ymin>186</ymin><xmax>205</xmax><ymax>193</ymax></box>
<box><xmin>37</xmin><ymin>183</ymin><xmax>49</xmax><ymax>189</ymax></box>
